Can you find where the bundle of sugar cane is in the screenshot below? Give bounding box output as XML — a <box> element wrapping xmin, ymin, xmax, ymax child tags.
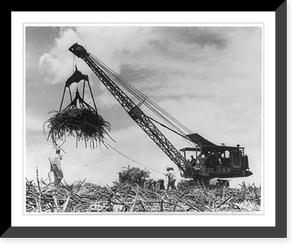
<box><xmin>44</xmin><ymin>104</ymin><xmax>111</xmax><ymax>149</ymax></box>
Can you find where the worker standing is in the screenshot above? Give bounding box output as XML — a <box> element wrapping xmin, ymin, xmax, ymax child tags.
<box><xmin>50</xmin><ymin>149</ymin><xmax>64</xmax><ymax>186</ymax></box>
<box><xmin>165</xmin><ymin>167</ymin><xmax>177</xmax><ymax>190</ymax></box>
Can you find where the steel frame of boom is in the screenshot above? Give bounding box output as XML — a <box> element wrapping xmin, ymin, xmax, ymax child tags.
<box><xmin>69</xmin><ymin>43</ymin><xmax>190</xmax><ymax>174</ymax></box>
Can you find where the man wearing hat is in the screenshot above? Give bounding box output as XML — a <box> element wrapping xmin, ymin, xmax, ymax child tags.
<box><xmin>165</xmin><ymin>167</ymin><xmax>177</xmax><ymax>190</ymax></box>
<box><xmin>50</xmin><ymin>149</ymin><xmax>64</xmax><ymax>186</ymax></box>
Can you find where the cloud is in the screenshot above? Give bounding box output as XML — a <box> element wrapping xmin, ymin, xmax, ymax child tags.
<box><xmin>38</xmin><ymin>26</ymin><xmax>152</xmax><ymax>84</ymax></box>
<box><xmin>94</xmin><ymin>89</ymin><xmax>120</xmax><ymax>110</ymax></box>
<box><xmin>38</xmin><ymin>28</ymin><xmax>81</xmax><ymax>84</ymax></box>
<box><xmin>147</xmin><ymin>27</ymin><xmax>229</xmax><ymax>60</ymax></box>
<box><xmin>113</xmin><ymin>27</ymin><xmax>262</xmax><ymax>107</ymax></box>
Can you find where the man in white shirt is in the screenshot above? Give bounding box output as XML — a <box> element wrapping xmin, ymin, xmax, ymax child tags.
<box><xmin>50</xmin><ymin>149</ymin><xmax>64</xmax><ymax>186</ymax></box>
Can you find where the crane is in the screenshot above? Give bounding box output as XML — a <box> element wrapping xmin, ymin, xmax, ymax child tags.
<box><xmin>69</xmin><ymin>43</ymin><xmax>253</xmax><ymax>182</ymax></box>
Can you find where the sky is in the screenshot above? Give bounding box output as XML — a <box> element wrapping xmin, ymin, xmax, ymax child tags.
<box><xmin>25</xmin><ymin>26</ymin><xmax>262</xmax><ymax>187</ymax></box>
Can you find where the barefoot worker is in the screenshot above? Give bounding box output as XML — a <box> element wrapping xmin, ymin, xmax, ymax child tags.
<box><xmin>50</xmin><ymin>149</ymin><xmax>64</xmax><ymax>186</ymax></box>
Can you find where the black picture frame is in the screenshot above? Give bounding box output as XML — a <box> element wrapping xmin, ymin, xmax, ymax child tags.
<box><xmin>5</xmin><ymin>2</ymin><xmax>287</xmax><ymax>238</ymax></box>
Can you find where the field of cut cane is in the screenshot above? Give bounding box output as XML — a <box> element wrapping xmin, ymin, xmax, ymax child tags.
<box><xmin>26</xmin><ymin>179</ymin><xmax>261</xmax><ymax>213</ymax></box>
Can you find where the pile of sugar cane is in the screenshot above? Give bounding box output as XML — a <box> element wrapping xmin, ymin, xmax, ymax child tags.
<box><xmin>26</xmin><ymin>179</ymin><xmax>261</xmax><ymax>213</ymax></box>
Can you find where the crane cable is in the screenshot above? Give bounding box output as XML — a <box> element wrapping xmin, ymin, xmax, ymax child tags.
<box><xmin>104</xmin><ymin>141</ymin><xmax>166</xmax><ymax>175</ymax></box>
<box><xmin>97</xmin><ymin>58</ymin><xmax>193</xmax><ymax>135</ymax></box>
<box><xmin>91</xmin><ymin>58</ymin><xmax>196</xmax><ymax>147</ymax></box>
<box><xmin>90</xmin><ymin>55</ymin><xmax>194</xmax><ymax>137</ymax></box>
<box><xmin>91</xmin><ymin>56</ymin><xmax>196</xmax><ymax>147</ymax></box>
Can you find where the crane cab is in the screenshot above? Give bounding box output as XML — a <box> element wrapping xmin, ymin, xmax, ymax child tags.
<box><xmin>179</xmin><ymin>144</ymin><xmax>252</xmax><ymax>180</ymax></box>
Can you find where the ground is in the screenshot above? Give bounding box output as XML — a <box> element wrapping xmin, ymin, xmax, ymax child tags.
<box><xmin>26</xmin><ymin>178</ymin><xmax>261</xmax><ymax>213</ymax></box>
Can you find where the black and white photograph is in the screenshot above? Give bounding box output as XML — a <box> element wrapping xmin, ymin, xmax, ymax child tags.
<box><xmin>25</xmin><ymin>25</ymin><xmax>262</xmax><ymax>214</ymax></box>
